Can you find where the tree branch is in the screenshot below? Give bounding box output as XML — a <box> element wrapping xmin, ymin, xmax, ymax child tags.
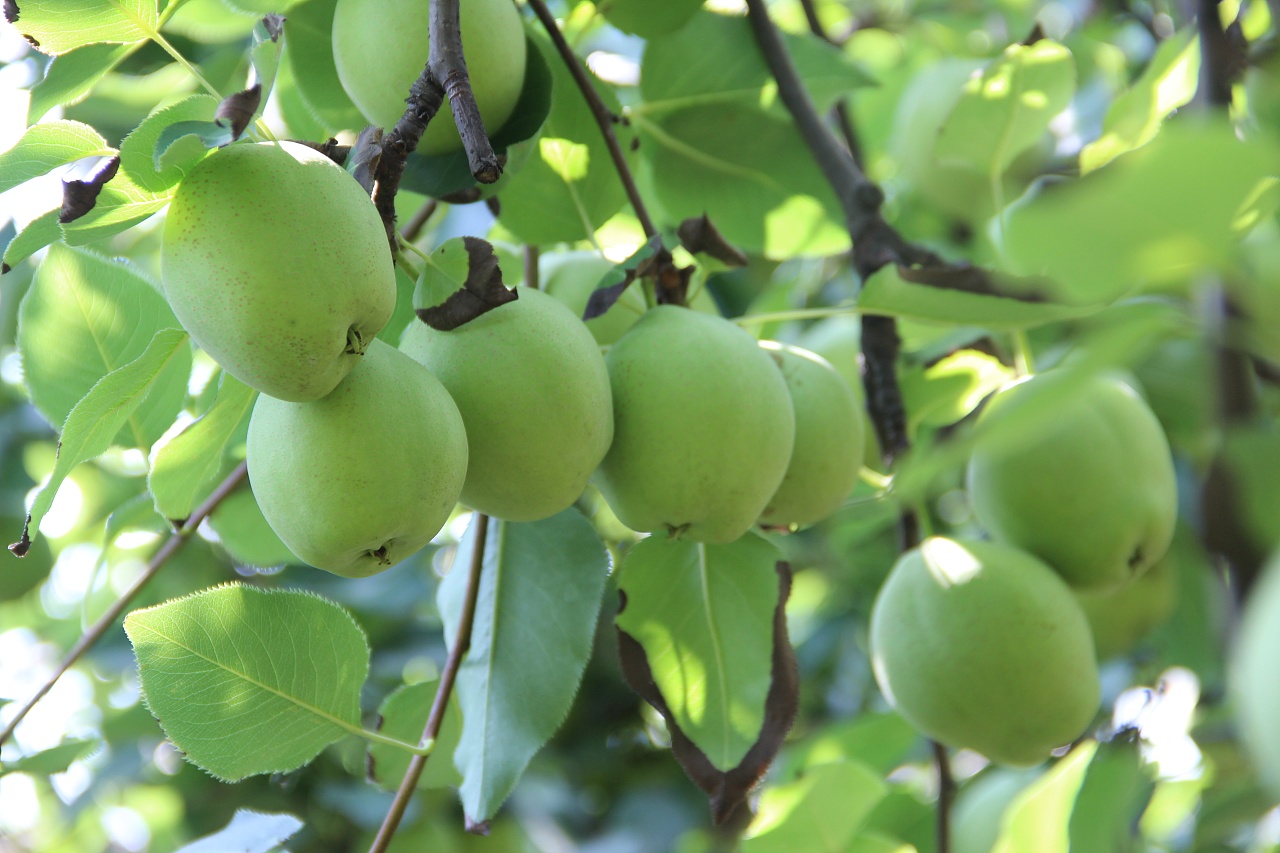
<box><xmin>796</xmin><ymin>0</ymin><xmax>865</xmax><ymax>168</ymax></box>
<box><xmin>1197</xmin><ymin>0</ymin><xmax>1235</xmax><ymax>108</ymax></box>
<box><xmin>367</xmin><ymin>513</ymin><xmax>490</xmax><ymax>853</ymax></box>
<box><xmin>525</xmin><ymin>0</ymin><xmax>658</xmax><ymax>240</ymax></box>
<box><xmin>0</xmin><ymin>462</ymin><xmax>249</xmax><ymax>748</ymax></box>
<box><xmin>933</xmin><ymin>741</ymin><xmax>955</xmax><ymax>853</ymax></box>
<box><xmin>400</xmin><ymin>198</ymin><xmax>439</xmax><ymax>244</ymax></box>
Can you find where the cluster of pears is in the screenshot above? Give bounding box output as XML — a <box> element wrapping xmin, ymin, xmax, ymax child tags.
<box><xmin>871</xmin><ymin>369</ymin><xmax>1179</xmax><ymax>766</ymax></box>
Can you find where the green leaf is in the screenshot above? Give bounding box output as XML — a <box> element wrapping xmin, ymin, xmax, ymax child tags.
<box><xmin>0</xmin><ymin>738</ymin><xmax>97</xmax><ymax>776</ymax></box>
<box><xmin>742</xmin><ymin>760</ymin><xmax>887</xmax><ymax>853</ymax></box>
<box><xmin>496</xmin><ymin>34</ymin><xmax>632</xmax><ymax>245</ymax></box>
<box><xmin>900</xmin><ymin>349</ymin><xmax>1015</xmax><ymax>429</ymax></box>
<box><xmin>5</xmin><ymin>0</ymin><xmax>156</xmax><ymax>55</ymax></box>
<box><xmin>856</xmin><ymin>264</ymin><xmax>1094</xmax><ymax>328</ymax></box>
<box><xmin>0</xmin><ymin>120</ymin><xmax>115</xmax><ymax>194</ymax></box>
<box><xmin>438</xmin><ymin>509</ymin><xmax>610</xmax><ymax>822</ymax></box>
<box><xmin>1068</xmin><ymin>734</ymin><xmax>1155</xmax><ymax>853</ymax></box>
<box><xmin>20</xmin><ymin>328</ymin><xmax>188</xmax><ymax>549</ymax></box>
<box><xmin>367</xmin><ymin>679</ymin><xmax>464</xmax><ymax>792</ymax></box>
<box><xmin>1079</xmin><ymin>29</ymin><xmax>1199</xmax><ymax>174</ymax></box>
<box><xmin>173</xmin><ymin>809</ymin><xmax>303</xmax><ymax>853</ymax></box>
<box><xmin>248</xmin><ymin>14</ymin><xmax>285</xmax><ymax>102</ymax></box>
<box><xmin>282</xmin><ymin>0</ymin><xmax>367</xmax><ymax>134</ymax></box>
<box><xmin>17</xmin><ymin>243</ymin><xmax>190</xmax><ymax>447</ymax></box>
<box><xmin>28</xmin><ymin>42</ymin><xmax>135</xmax><ymax>121</ymax></box>
<box><xmin>778</xmin><ymin>713</ymin><xmax>920</xmax><ymax>779</ymax></box>
<box><xmin>615</xmin><ymin>532</ymin><xmax>783</xmax><ymax>771</ymax></box>
<box><xmin>1005</xmin><ymin>120</ymin><xmax>1280</xmax><ymax>303</ymax></box>
<box><xmin>935</xmin><ymin>40</ymin><xmax>1075</xmax><ymax>178</ymax></box>
<box><xmin>152</xmin><ymin>120</ymin><xmax>231</xmax><ymax>173</ymax></box>
<box><xmin>59</xmin><ymin>167</ymin><xmax>171</xmax><ymax>244</ymax></box>
<box><xmin>148</xmin><ymin>374</ymin><xmax>256</xmax><ymax>521</ymax></box>
<box><xmin>1</xmin><ymin>209</ymin><xmax>61</xmax><ymax>272</ymax></box>
<box><xmin>992</xmin><ymin>740</ymin><xmax>1098</xmax><ymax>853</ymax></box>
<box><xmin>124</xmin><ymin>583</ymin><xmax>370</xmax><ymax>782</ymax></box>
<box><xmin>117</xmin><ymin>94</ymin><xmax>220</xmax><ymax>191</ymax></box>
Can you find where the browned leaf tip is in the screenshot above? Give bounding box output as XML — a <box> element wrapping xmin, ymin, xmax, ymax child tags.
<box><xmin>1021</xmin><ymin>22</ymin><xmax>1045</xmax><ymax>45</ymax></box>
<box><xmin>8</xmin><ymin>517</ymin><xmax>31</xmax><ymax>557</ymax></box>
<box><xmin>416</xmin><ymin>236</ymin><xmax>517</xmax><ymax>331</ymax></box>
<box><xmin>59</xmin><ymin>155</ymin><xmax>120</xmax><ymax>224</ymax></box>
<box><xmin>215</xmin><ymin>84</ymin><xmax>263</xmax><ymax>141</ymax></box>
<box><xmin>465</xmin><ymin>817</ymin><xmax>492</xmax><ymax>835</ymax></box>
<box><xmin>261</xmin><ymin>13</ymin><xmax>285</xmax><ymax>40</ymax></box>
<box><xmin>2</xmin><ymin>263</ymin><xmax>11</xmax><ymax>275</ymax></box>
<box><xmin>616</xmin><ymin>562</ymin><xmax>800</xmax><ymax>825</ymax></box>
<box><xmin>347</xmin><ymin>126</ymin><xmax>384</xmax><ymax>195</ymax></box>
<box><xmin>677</xmin><ymin>215</ymin><xmax>749</xmax><ymax>267</ymax></box>
<box><xmin>897</xmin><ymin>263</ymin><xmax>1055</xmax><ymax>303</ymax></box>
<box><xmin>2</xmin><ymin>0</ymin><xmax>17</xmax><ymax>23</ymax></box>
<box><xmin>583</xmin><ymin>275</ymin><xmax>634</xmax><ymax>322</ymax></box>
<box><xmin>583</xmin><ymin>234</ymin><xmax>666</xmax><ymax>321</ymax></box>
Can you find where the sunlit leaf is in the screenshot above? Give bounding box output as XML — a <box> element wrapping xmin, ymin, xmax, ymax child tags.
<box><xmin>0</xmin><ymin>120</ymin><xmax>114</xmax><ymax>194</ymax></box>
<box><xmin>27</xmin><ymin>42</ymin><xmax>135</xmax><ymax>121</ymax></box>
<box><xmin>742</xmin><ymin>760</ymin><xmax>886</xmax><ymax>852</ymax></box>
<box><xmin>119</xmin><ymin>94</ymin><xmax>220</xmax><ymax>191</ymax></box>
<box><xmin>991</xmin><ymin>740</ymin><xmax>1098</xmax><ymax>853</ymax></box>
<box><xmin>5</xmin><ymin>0</ymin><xmax>156</xmax><ymax>55</ymax></box>
<box><xmin>1</xmin><ymin>208</ymin><xmax>61</xmax><ymax>272</ymax></box>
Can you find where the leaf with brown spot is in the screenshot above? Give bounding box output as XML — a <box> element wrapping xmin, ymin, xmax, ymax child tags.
<box><xmin>416</xmin><ymin>237</ymin><xmax>517</xmax><ymax>331</ymax></box>
<box><xmin>345</xmin><ymin>126</ymin><xmax>383</xmax><ymax>195</ymax></box>
<box><xmin>260</xmin><ymin>13</ymin><xmax>285</xmax><ymax>40</ymax></box>
<box><xmin>583</xmin><ymin>233</ymin><xmax>666</xmax><ymax>321</ymax></box>
<box><xmin>3</xmin><ymin>0</ymin><xmax>17</xmax><ymax>23</ymax></box>
<box><xmin>215</xmin><ymin>84</ymin><xmax>262</xmax><ymax>141</ymax></box>
<box><xmin>677</xmin><ymin>214</ymin><xmax>749</xmax><ymax>267</ymax></box>
<box><xmin>59</xmin><ymin>155</ymin><xmax>119</xmax><ymax>223</ymax></box>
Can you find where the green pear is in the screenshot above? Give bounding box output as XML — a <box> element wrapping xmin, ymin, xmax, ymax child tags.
<box><xmin>758</xmin><ymin>341</ymin><xmax>864</xmax><ymax>528</ymax></box>
<box><xmin>400</xmin><ymin>287</ymin><xmax>612</xmax><ymax>522</ymax></box>
<box><xmin>594</xmin><ymin>306</ymin><xmax>795</xmax><ymax>543</ymax></box>
<box><xmin>246</xmin><ymin>340</ymin><xmax>468</xmax><ymax>577</ymax></box>
<box><xmin>796</xmin><ymin>315</ymin><xmax>881</xmax><ymax>469</ymax></box>
<box><xmin>966</xmin><ymin>371</ymin><xmax>1178</xmax><ymax>591</ymax></box>
<box><xmin>541</xmin><ymin>251</ymin><xmax>720</xmax><ymax>346</ymax></box>
<box><xmin>1231</xmin><ymin>553</ymin><xmax>1280</xmax><ymax>799</ymax></box>
<box><xmin>871</xmin><ymin>537</ymin><xmax>1100</xmax><ymax>767</ymax></box>
<box><xmin>332</xmin><ymin>0</ymin><xmax>526</xmax><ymax>156</ymax></box>
<box><xmin>162</xmin><ymin>141</ymin><xmax>395</xmax><ymax>402</ymax></box>
<box><xmin>1075</xmin><ymin>554</ymin><xmax>1177</xmax><ymax>661</ymax></box>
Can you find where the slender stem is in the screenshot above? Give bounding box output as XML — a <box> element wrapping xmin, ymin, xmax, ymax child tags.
<box><xmin>858</xmin><ymin>467</ymin><xmax>893</xmax><ymax>490</ymax></box>
<box><xmin>933</xmin><ymin>741</ymin><xmax>954</xmax><ymax>853</ymax></box>
<box><xmin>0</xmin><ymin>463</ymin><xmax>249</xmax><ymax>748</ymax></box>
<box><xmin>401</xmin><ymin>198</ymin><xmax>439</xmax><ymax>243</ymax></box>
<box><xmin>1197</xmin><ymin>0</ymin><xmax>1234</xmax><ymax>108</ymax></box>
<box><xmin>526</xmin><ymin>0</ymin><xmax>659</xmax><ymax>239</ymax></box>
<box><xmin>1011</xmin><ymin>328</ymin><xmax>1035</xmax><ymax>376</ymax></box>
<box><xmin>524</xmin><ymin>244</ymin><xmax>540</xmax><ymax>290</ymax></box>
<box><xmin>151</xmin><ymin>31</ymin><xmax>225</xmax><ymax>101</ymax></box>
<box><xmin>367</xmin><ymin>513</ymin><xmax>490</xmax><ymax>853</ymax></box>
<box><xmin>356</xmin><ymin>728</ymin><xmax>434</xmax><ymax>756</ymax></box>
<box><xmin>394</xmin><ymin>247</ymin><xmax>424</xmax><ymax>282</ymax></box>
<box><xmin>733</xmin><ymin>305</ymin><xmax>857</xmax><ymax>326</ymax></box>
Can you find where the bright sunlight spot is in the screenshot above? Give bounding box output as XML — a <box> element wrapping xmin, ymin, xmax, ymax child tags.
<box><xmin>921</xmin><ymin>537</ymin><xmax>983</xmax><ymax>587</ymax></box>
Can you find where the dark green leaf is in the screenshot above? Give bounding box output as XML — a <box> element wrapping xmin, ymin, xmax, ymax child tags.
<box><xmin>367</xmin><ymin>679</ymin><xmax>463</xmax><ymax>791</ymax></box>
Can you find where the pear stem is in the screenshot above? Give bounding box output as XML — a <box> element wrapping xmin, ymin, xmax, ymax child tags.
<box><xmin>367</xmin><ymin>513</ymin><xmax>490</xmax><ymax>853</ymax></box>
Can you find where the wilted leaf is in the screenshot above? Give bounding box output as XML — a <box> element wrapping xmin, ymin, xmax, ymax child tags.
<box><xmin>58</xmin><ymin>154</ymin><xmax>120</xmax><ymax>223</ymax></box>
<box><xmin>416</xmin><ymin>237</ymin><xmax>517</xmax><ymax>331</ymax></box>
<box><xmin>215</xmin><ymin>84</ymin><xmax>263</xmax><ymax>140</ymax></box>
<box><xmin>677</xmin><ymin>215</ymin><xmax>749</xmax><ymax>267</ymax></box>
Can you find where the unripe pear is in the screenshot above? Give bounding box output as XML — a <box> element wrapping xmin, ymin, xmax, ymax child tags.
<box><xmin>246</xmin><ymin>340</ymin><xmax>468</xmax><ymax>577</ymax></box>
<box><xmin>332</xmin><ymin>0</ymin><xmax>527</xmax><ymax>156</ymax></box>
<box><xmin>1230</xmin><ymin>552</ymin><xmax>1280</xmax><ymax>799</ymax></box>
<box><xmin>870</xmin><ymin>537</ymin><xmax>1101</xmax><ymax>767</ymax></box>
<box><xmin>758</xmin><ymin>342</ymin><xmax>864</xmax><ymax>527</ymax></box>
<box><xmin>162</xmin><ymin>141</ymin><xmax>395</xmax><ymax>402</ymax></box>
<box><xmin>594</xmin><ymin>306</ymin><xmax>795</xmax><ymax>543</ymax></box>
<box><xmin>400</xmin><ymin>288</ymin><xmax>613</xmax><ymax>522</ymax></box>
<box><xmin>1075</xmin><ymin>554</ymin><xmax>1177</xmax><ymax>661</ymax></box>
<box><xmin>966</xmin><ymin>371</ymin><xmax>1177</xmax><ymax>591</ymax></box>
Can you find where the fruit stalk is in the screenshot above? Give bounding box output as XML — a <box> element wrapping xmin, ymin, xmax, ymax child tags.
<box><xmin>367</xmin><ymin>513</ymin><xmax>491</xmax><ymax>852</ymax></box>
<box><xmin>0</xmin><ymin>462</ymin><xmax>249</xmax><ymax>749</ymax></box>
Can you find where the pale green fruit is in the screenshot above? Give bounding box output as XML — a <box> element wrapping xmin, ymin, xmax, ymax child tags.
<box><xmin>595</xmin><ymin>306</ymin><xmax>795</xmax><ymax>543</ymax></box>
<box><xmin>796</xmin><ymin>315</ymin><xmax>881</xmax><ymax>469</ymax></box>
<box><xmin>162</xmin><ymin>141</ymin><xmax>395</xmax><ymax>402</ymax></box>
<box><xmin>1230</xmin><ymin>552</ymin><xmax>1280</xmax><ymax>799</ymax></box>
<box><xmin>967</xmin><ymin>371</ymin><xmax>1178</xmax><ymax>591</ymax></box>
<box><xmin>332</xmin><ymin>0</ymin><xmax>527</xmax><ymax>156</ymax></box>
<box><xmin>541</xmin><ymin>251</ymin><xmax>721</xmax><ymax>346</ymax></box>
<box><xmin>400</xmin><ymin>287</ymin><xmax>612</xmax><ymax>522</ymax></box>
<box><xmin>758</xmin><ymin>342</ymin><xmax>864</xmax><ymax>528</ymax></box>
<box><xmin>870</xmin><ymin>537</ymin><xmax>1100</xmax><ymax>767</ymax></box>
<box><xmin>1075</xmin><ymin>554</ymin><xmax>1177</xmax><ymax>661</ymax></box>
<box><xmin>246</xmin><ymin>340</ymin><xmax>467</xmax><ymax>577</ymax></box>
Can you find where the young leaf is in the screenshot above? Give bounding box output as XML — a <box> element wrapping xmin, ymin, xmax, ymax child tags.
<box><xmin>366</xmin><ymin>679</ymin><xmax>464</xmax><ymax>792</ymax></box>
<box><xmin>1</xmin><ymin>208</ymin><xmax>61</xmax><ymax>273</ymax></box>
<box><xmin>173</xmin><ymin>809</ymin><xmax>303</xmax><ymax>853</ymax></box>
<box><xmin>11</xmin><ymin>327</ymin><xmax>188</xmax><ymax>555</ymax></box>
<box><xmin>27</xmin><ymin>42</ymin><xmax>134</xmax><ymax>121</ymax></box>
<box><xmin>148</xmin><ymin>374</ymin><xmax>257</xmax><ymax>522</ymax></box>
<box><xmin>0</xmin><ymin>120</ymin><xmax>114</xmax><ymax>194</ymax></box>
<box><xmin>17</xmin><ymin>243</ymin><xmax>190</xmax><ymax>446</ymax></box>
<box><xmin>124</xmin><ymin>583</ymin><xmax>370</xmax><ymax>782</ymax></box>
<box><xmin>741</xmin><ymin>760</ymin><xmax>887</xmax><ymax>853</ymax></box>
<box><xmin>3</xmin><ymin>0</ymin><xmax>156</xmax><ymax>55</ymax></box>
<box><xmin>934</xmin><ymin>39</ymin><xmax>1076</xmax><ymax>177</ymax></box>
<box><xmin>415</xmin><ymin>237</ymin><xmax>517</xmax><ymax>331</ymax></box>
<box><xmin>437</xmin><ymin>509</ymin><xmax>610</xmax><ymax>823</ymax></box>
<box><xmin>615</xmin><ymin>534</ymin><xmax>799</xmax><ymax>824</ymax></box>
<box><xmin>0</xmin><ymin>738</ymin><xmax>97</xmax><ymax>776</ymax></box>
<box><xmin>991</xmin><ymin>740</ymin><xmax>1098</xmax><ymax>853</ymax></box>
<box><xmin>118</xmin><ymin>94</ymin><xmax>220</xmax><ymax>189</ymax></box>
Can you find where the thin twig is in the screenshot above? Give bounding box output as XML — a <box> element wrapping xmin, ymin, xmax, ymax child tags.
<box><xmin>525</xmin><ymin>0</ymin><xmax>658</xmax><ymax>239</ymax></box>
<box><xmin>1197</xmin><ymin>0</ymin><xmax>1235</xmax><ymax>108</ymax></box>
<box><xmin>0</xmin><ymin>462</ymin><xmax>249</xmax><ymax>748</ymax></box>
<box><xmin>400</xmin><ymin>198</ymin><xmax>439</xmax><ymax>243</ymax></box>
<box><xmin>367</xmin><ymin>513</ymin><xmax>490</xmax><ymax>853</ymax></box>
<box><xmin>933</xmin><ymin>741</ymin><xmax>954</xmax><ymax>853</ymax></box>
<box><xmin>524</xmin><ymin>244</ymin><xmax>540</xmax><ymax>290</ymax></box>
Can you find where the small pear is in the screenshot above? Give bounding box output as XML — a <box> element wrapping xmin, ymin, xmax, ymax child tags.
<box><xmin>246</xmin><ymin>340</ymin><xmax>468</xmax><ymax>577</ymax></box>
<box><xmin>870</xmin><ymin>537</ymin><xmax>1100</xmax><ymax>767</ymax></box>
<box><xmin>967</xmin><ymin>371</ymin><xmax>1177</xmax><ymax>591</ymax></box>
<box><xmin>400</xmin><ymin>288</ymin><xmax>613</xmax><ymax>522</ymax></box>
<box><xmin>758</xmin><ymin>341</ymin><xmax>864</xmax><ymax>528</ymax></box>
<box><xmin>594</xmin><ymin>306</ymin><xmax>795</xmax><ymax>543</ymax></box>
<box><xmin>1075</xmin><ymin>554</ymin><xmax>1177</xmax><ymax>661</ymax></box>
<box><xmin>162</xmin><ymin>141</ymin><xmax>395</xmax><ymax>402</ymax></box>
<box><xmin>1230</xmin><ymin>553</ymin><xmax>1280</xmax><ymax>799</ymax></box>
